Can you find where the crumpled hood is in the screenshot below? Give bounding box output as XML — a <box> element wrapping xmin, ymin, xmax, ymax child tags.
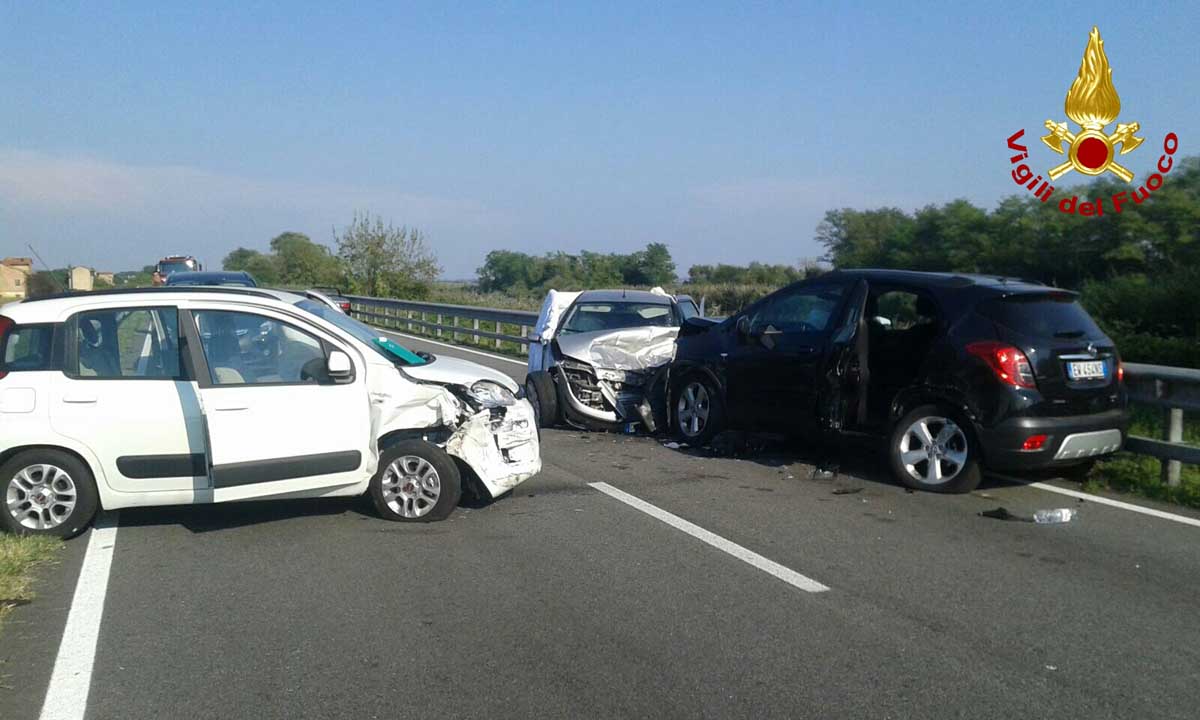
<box><xmin>555</xmin><ymin>326</ymin><xmax>679</xmax><ymax>371</ymax></box>
<box><xmin>402</xmin><ymin>355</ymin><xmax>519</xmax><ymax>393</ymax></box>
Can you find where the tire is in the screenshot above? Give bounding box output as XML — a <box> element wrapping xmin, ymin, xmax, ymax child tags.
<box><xmin>0</xmin><ymin>449</ymin><xmax>99</xmax><ymax>538</ymax></box>
<box><xmin>671</xmin><ymin>373</ymin><xmax>725</xmax><ymax>446</ymax></box>
<box><xmin>888</xmin><ymin>405</ymin><xmax>982</xmax><ymax>493</ymax></box>
<box><xmin>369</xmin><ymin>440</ymin><xmax>463</xmax><ymax>522</ymax></box>
<box><xmin>525</xmin><ymin>371</ymin><xmax>559</xmax><ymax>428</ymax></box>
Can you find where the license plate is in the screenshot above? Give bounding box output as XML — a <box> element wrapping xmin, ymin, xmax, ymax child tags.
<box><xmin>1067</xmin><ymin>360</ymin><xmax>1106</xmax><ymax>380</ymax></box>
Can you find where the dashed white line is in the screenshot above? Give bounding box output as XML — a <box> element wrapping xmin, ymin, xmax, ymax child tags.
<box><xmin>371</xmin><ymin>327</ymin><xmax>529</xmax><ymax>368</ymax></box>
<box><xmin>1030</xmin><ymin>482</ymin><xmax>1200</xmax><ymax>528</ymax></box>
<box><xmin>39</xmin><ymin>512</ymin><xmax>120</xmax><ymax>720</ymax></box>
<box><xmin>588</xmin><ymin>481</ymin><xmax>830</xmax><ymax>593</ymax></box>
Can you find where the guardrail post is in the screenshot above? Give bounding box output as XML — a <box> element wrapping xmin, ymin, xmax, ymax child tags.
<box><xmin>495</xmin><ymin>321</ymin><xmax>502</xmax><ymax>349</ymax></box>
<box><xmin>436</xmin><ymin>313</ymin><xmax>443</xmax><ymax>338</ymax></box>
<box><xmin>1163</xmin><ymin>407</ymin><xmax>1184</xmax><ymax>487</ymax></box>
<box><xmin>451</xmin><ymin>315</ymin><xmax>460</xmax><ymax>341</ymax></box>
<box><xmin>406</xmin><ymin>310</ymin><xmax>412</xmax><ymax>331</ymax></box>
<box><xmin>471</xmin><ymin>318</ymin><xmax>479</xmax><ymax>344</ymax></box>
<box><xmin>521</xmin><ymin>325</ymin><xmax>528</xmax><ymax>344</ymax></box>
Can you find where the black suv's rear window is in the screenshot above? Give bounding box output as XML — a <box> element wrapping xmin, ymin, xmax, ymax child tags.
<box><xmin>976</xmin><ymin>294</ymin><xmax>1104</xmax><ymax>339</ymax></box>
<box><xmin>2</xmin><ymin>324</ymin><xmax>55</xmax><ymax>372</ymax></box>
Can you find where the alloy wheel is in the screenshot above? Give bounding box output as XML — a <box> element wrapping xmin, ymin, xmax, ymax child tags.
<box><xmin>6</xmin><ymin>464</ymin><xmax>78</xmax><ymax>530</ymax></box>
<box><xmin>897</xmin><ymin>416</ymin><xmax>969</xmax><ymax>486</ymax></box>
<box><xmin>381</xmin><ymin>455</ymin><xmax>442</xmax><ymax>518</ymax></box>
<box><xmin>676</xmin><ymin>381</ymin><xmax>711</xmax><ymax>438</ymax></box>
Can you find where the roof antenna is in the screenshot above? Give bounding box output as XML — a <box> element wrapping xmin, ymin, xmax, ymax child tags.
<box><xmin>26</xmin><ymin>243</ymin><xmax>64</xmax><ymax>292</ymax></box>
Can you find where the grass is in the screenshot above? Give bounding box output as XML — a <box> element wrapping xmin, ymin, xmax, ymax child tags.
<box><xmin>1087</xmin><ymin>454</ymin><xmax>1200</xmax><ymax>509</ymax></box>
<box><xmin>0</xmin><ymin>535</ymin><xmax>62</xmax><ymax>630</ymax></box>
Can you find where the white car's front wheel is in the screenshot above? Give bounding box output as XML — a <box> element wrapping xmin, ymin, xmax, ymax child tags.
<box><xmin>369</xmin><ymin>440</ymin><xmax>462</xmax><ymax>522</ymax></box>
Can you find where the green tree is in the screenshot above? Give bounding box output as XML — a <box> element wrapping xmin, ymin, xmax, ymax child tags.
<box><xmin>269</xmin><ymin>232</ymin><xmax>342</xmax><ymax>286</ymax></box>
<box><xmin>335</xmin><ymin>213</ymin><xmax>440</xmax><ymax>297</ymax></box>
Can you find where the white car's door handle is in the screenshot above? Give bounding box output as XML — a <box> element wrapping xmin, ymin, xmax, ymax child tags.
<box><xmin>213</xmin><ymin>405</ymin><xmax>249</xmax><ymax>412</ymax></box>
<box><xmin>62</xmin><ymin>394</ymin><xmax>97</xmax><ymax>404</ymax></box>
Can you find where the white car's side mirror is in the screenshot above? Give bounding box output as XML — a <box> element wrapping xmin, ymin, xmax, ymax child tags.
<box><xmin>327</xmin><ymin>350</ymin><xmax>353</xmax><ymax>381</ymax></box>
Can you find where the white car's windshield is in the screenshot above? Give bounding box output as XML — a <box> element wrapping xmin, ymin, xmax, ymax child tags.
<box><xmin>295</xmin><ymin>299</ymin><xmax>427</xmax><ymax>366</ymax></box>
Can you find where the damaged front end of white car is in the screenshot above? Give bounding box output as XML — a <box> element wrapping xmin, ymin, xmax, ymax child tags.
<box><xmin>371</xmin><ymin>367</ymin><xmax>541</xmax><ymax>501</ymax></box>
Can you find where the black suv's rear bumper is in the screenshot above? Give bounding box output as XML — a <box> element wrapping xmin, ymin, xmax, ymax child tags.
<box><xmin>978</xmin><ymin>408</ymin><xmax>1129</xmax><ymax>471</ymax></box>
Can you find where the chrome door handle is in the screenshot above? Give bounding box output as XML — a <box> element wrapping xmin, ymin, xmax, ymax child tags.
<box><xmin>213</xmin><ymin>405</ymin><xmax>249</xmax><ymax>412</ymax></box>
<box><xmin>62</xmin><ymin>394</ymin><xmax>97</xmax><ymax>404</ymax></box>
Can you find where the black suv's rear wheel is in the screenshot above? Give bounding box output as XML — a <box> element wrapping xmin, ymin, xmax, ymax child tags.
<box><xmin>888</xmin><ymin>405</ymin><xmax>981</xmax><ymax>493</ymax></box>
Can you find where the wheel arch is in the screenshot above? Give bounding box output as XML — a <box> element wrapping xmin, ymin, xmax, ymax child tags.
<box><xmin>888</xmin><ymin>387</ymin><xmax>986</xmax><ymax>462</ymax></box>
<box><xmin>0</xmin><ymin>443</ymin><xmax>106</xmax><ymax>509</ymax></box>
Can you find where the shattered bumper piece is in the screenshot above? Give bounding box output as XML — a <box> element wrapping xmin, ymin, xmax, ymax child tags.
<box><xmin>445</xmin><ymin>398</ymin><xmax>542</xmax><ymax>498</ymax></box>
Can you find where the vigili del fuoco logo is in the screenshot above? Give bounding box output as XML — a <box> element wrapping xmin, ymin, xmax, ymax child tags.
<box><xmin>1005</xmin><ymin>27</ymin><xmax>1179</xmax><ymax>216</ymax></box>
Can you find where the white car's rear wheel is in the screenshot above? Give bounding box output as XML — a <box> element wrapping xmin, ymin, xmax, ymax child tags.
<box><xmin>1</xmin><ymin>449</ymin><xmax>99</xmax><ymax>538</ymax></box>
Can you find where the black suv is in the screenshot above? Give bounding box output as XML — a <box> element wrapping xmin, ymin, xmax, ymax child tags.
<box><xmin>670</xmin><ymin>269</ymin><xmax>1128</xmax><ymax>492</ymax></box>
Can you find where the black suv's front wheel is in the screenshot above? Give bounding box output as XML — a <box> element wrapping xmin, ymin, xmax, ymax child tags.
<box><xmin>671</xmin><ymin>374</ymin><xmax>724</xmax><ymax>446</ymax></box>
<box><xmin>888</xmin><ymin>405</ymin><xmax>982</xmax><ymax>493</ymax></box>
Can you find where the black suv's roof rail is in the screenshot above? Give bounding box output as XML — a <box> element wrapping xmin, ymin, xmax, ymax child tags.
<box><xmin>21</xmin><ymin>286</ymin><xmax>282</xmax><ymax>303</ymax></box>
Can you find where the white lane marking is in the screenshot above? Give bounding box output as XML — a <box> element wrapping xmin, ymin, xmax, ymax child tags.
<box><xmin>588</xmin><ymin>481</ymin><xmax>830</xmax><ymax>593</ymax></box>
<box><xmin>1029</xmin><ymin>482</ymin><xmax>1200</xmax><ymax>529</ymax></box>
<box><xmin>39</xmin><ymin>512</ymin><xmax>119</xmax><ymax>720</ymax></box>
<box><xmin>371</xmin><ymin>327</ymin><xmax>528</xmax><ymax>368</ymax></box>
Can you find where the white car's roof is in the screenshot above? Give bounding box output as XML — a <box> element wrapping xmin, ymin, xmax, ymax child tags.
<box><xmin>2</xmin><ymin>287</ymin><xmax>309</xmax><ymax>324</ymax></box>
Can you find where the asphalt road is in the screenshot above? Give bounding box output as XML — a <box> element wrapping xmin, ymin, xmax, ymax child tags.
<box><xmin>4</xmin><ymin>331</ymin><xmax>1200</xmax><ymax>719</ymax></box>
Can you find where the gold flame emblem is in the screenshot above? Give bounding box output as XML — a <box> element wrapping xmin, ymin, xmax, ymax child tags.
<box><xmin>1041</xmin><ymin>27</ymin><xmax>1143</xmax><ymax>182</ymax></box>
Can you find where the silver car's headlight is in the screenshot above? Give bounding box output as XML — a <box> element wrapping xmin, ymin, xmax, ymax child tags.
<box><xmin>469</xmin><ymin>380</ymin><xmax>517</xmax><ymax>407</ymax></box>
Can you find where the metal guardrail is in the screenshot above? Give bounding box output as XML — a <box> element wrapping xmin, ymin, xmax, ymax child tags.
<box><xmin>348</xmin><ymin>296</ymin><xmax>1197</xmax><ymax>484</ymax></box>
<box><xmin>347</xmin><ymin>295</ymin><xmax>538</xmax><ymax>349</ymax></box>
<box><xmin>1124</xmin><ymin>363</ymin><xmax>1200</xmax><ymax>486</ymax></box>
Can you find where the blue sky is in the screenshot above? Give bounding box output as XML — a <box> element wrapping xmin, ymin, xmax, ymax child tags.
<box><xmin>2</xmin><ymin>1</ymin><xmax>1197</xmax><ymax>279</ymax></box>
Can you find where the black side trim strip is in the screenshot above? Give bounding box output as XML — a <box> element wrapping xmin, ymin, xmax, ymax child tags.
<box><xmin>211</xmin><ymin>450</ymin><xmax>362</xmax><ymax>488</ymax></box>
<box><xmin>117</xmin><ymin>453</ymin><xmax>208</xmax><ymax>479</ymax></box>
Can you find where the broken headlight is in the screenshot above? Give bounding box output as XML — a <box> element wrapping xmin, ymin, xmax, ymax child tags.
<box><xmin>469</xmin><ymin>380</ymin><xmax>517</xmax><ymax>408</ymax></box>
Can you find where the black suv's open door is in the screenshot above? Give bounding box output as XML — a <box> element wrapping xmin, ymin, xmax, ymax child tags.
<box><xmin>819</xmin><ymin>279</ymin><xmax>869</xmax><ymax>432</ymax></box>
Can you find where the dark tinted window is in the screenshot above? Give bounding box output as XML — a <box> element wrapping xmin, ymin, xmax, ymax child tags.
<box><xmin>2</xmin><ymin>325</ymin><xmax>54</xmax><ymax>371</ymax></box>
<box><xmin>977</xmin><ymin>294</ymin><xmax>1104</xmax><ymax>339</ymax></box>
<box><xmin>678</xmin><ymin>300</ymin><xmax>699</xmax><ymax>320</ymax></box>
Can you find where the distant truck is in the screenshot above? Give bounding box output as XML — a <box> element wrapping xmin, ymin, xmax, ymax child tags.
<box><xmin>151</xmin><ymin>255</ymin><xmax>203</xmax><ymax>286</ymax></box>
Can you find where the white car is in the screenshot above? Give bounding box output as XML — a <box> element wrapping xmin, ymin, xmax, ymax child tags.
<box><xmin>0</xmin><ymin>287</ymin><xmax>540</xmax><ymax>537</ymax></box>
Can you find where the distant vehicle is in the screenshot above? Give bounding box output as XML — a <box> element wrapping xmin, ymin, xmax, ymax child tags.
<box><xmin>152</xmin><ymin>255</ymin><xmax>203</xmax><ymax>285</ymax></box>
<box><xmin>524</xmin><ymin>288</ymin><xmax>704</xmax><ymax>432</ymax></box>
<box><xmin>165</xmin><ymin>271</ymin><xmax>256</xmax><ymax>287</ymax></box>
<box><xmin>0</xmin><ymin>286</ymin><xmax>540</xmax><ymax>537</ymax></box>
<box><xmin>670</xmin><ymin>269</ymin><xmax>1129</xmax><ymax>493</ymax></box>
<box><xmin>309</xmin><ymin>286</ymin><xmax>352</xmax><ymax>313</ymax></box>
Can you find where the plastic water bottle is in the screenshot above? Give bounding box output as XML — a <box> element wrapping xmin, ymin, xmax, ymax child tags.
<box><xmin>1033</xmin><ymin>508</ymin><xmax>1076</xmax><ymax>524</ymax></box>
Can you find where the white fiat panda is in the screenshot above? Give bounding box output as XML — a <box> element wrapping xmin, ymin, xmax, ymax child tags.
<box><xmin>0</xmin><ymin>287</ymin><xmax>541</xmax><ymax>537</ymax></box>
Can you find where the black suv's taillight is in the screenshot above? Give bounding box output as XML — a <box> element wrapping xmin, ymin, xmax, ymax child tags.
<box><xmin>967</xmin><ymin>341</ymin><xmax>1036</xmax><ymax>389</ymax></box>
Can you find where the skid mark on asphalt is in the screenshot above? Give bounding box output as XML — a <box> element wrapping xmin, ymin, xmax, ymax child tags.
<box><xmin>38</xmin><ymin>512</ymin><xmax>119</xmax><ymax>720</ymax></box>
<box><xmin>588</xmin><ymin>481</ymin><xmax>830</xmax><ymax>593</ymax></box>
